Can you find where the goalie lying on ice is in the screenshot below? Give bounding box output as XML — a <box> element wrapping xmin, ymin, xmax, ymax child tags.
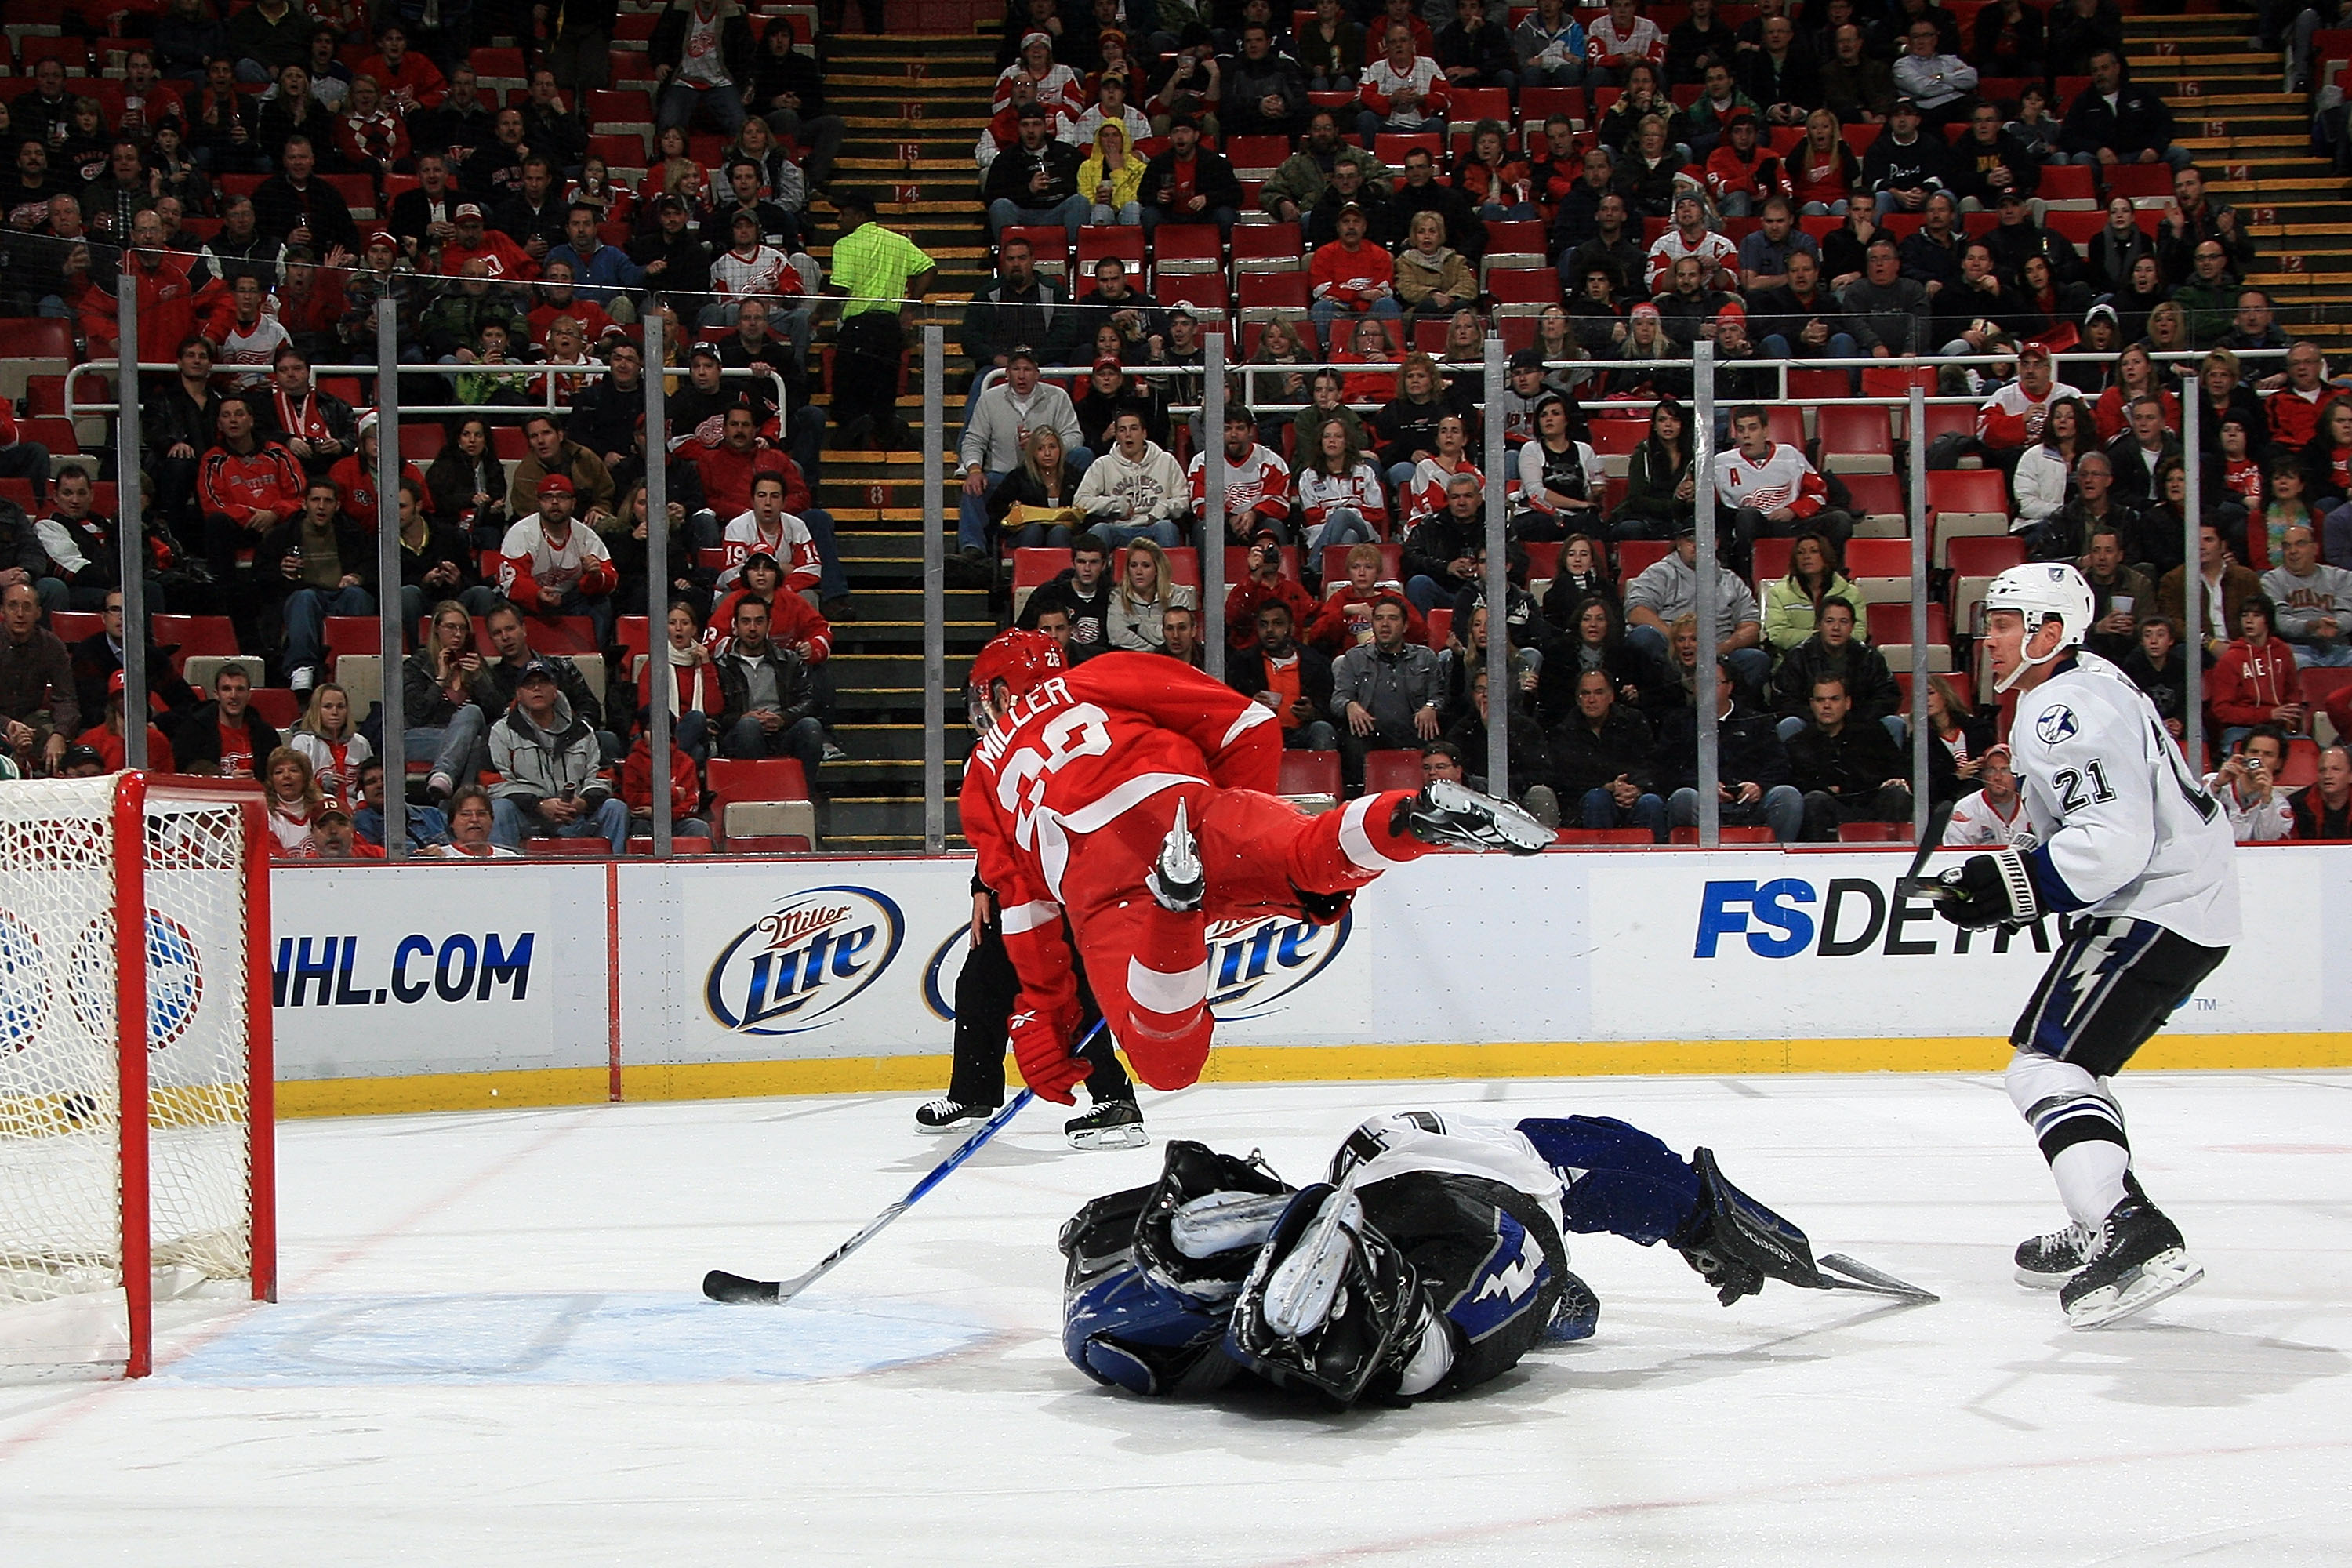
<box><xmin>1057</xmin><ymin>1112</ymin><xmax>1827</xmax><ymax>1410</ymax></box>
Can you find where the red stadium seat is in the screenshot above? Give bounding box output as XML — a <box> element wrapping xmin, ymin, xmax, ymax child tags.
<box><xmin>706</xmin><ymin>757</ymin><xmax>811</xmax><ymax>820</ymax></box>
<box><xmin>1224</xmin><ymin>134</ymin><xmax>1290</xmax><ymax>176</ymax></box>
<box><xmin>1555</xmin><ymin>828</ymin><xmax>1655</xmax><ymax>845</ymax></box>
<box><xmin>1425</xmin><ymin>608</ymin><xmax>1452</xmax><ymax>650</ymax></box>
<box><xmin>1231</xmin><ymin>222</ymin><xmax>1305</xmax><ymax>272</ymax></box>
<box><xmin>1362</xmin><ymin>750</ymin><xmax>1423</xmax><ymax>794</ymax></box>
<box><xmin>525</xmin><ymin>837</ymin><xmax>613</xmax><ymax>856</ymax></box>
<box><xmin>1076</xmin><ymin>225</ymin><xmax>1145</xmax><ymax>270</ymax></box>
<box><xmin>1150</xmin><ymin>223</ymin><xmax>1225</xmax><ymax>277</ymax></box>
<box><xmin>1836</xmin><ymin>822</ymin><xmax>1911</xmax><ymax>843</ymax></box>
<box><xmin>1518</xmin><ymin>88</ymin><xmax>1585</xmax><ymax>129</ymax></box>
<box><xmin>1867</xmin><ymin>601</ymin><xmax>1951</xmax><ymax>647</ymax></box>
<box><xmin>247</xmin><ymin>688</ymin><xmax>300</xmax><ymax>728</ymax></box>
<box><xmin>1449</xmin><ymin>87</ymin><xmax>1512</xmax><ymax>127</ymax></box>
<box><xmin>1617</xmin><ymin>540</ymin><xmax>1670</xmax><ymax>579</ymax></box>
<box><xmin>1486</xmin><ymin>269</ymin><xmax>1562</xmax><ymax>308</ymax></box>
<box><xmin>1671</xmin><ymin>826</ymin><xmax>1777</xmax><ymax>844</ymax></box>
<box><xmin>1237</xmin><ymin>272</ymin><xmax>1311</xmax><ymax>313</ymax></box>
<box><xmin>1278</xmin><ymin>750</ymin><xmax>1342</xmax><ymax>799</ymax></box>
<box><xmin>1817</xmin><ymin>404</ymin><xmax>1893</xmax><ymax>474</ymax></box>
<box><xmin>1374</xmin><ymin>132</ymin><xmax>1442</xmax><ymax>165</ymax></box>
<box><xmin>2102</xmin><ymin>165</ymin><xmax>2174</xmax><ymax>201</ymax></box>
<box><xmin>1944</xmin><ymin>535</ymin><xmax>2026</xmax><ymax>579</ymax></box>
<box><xmin>1843</xmin><ymin>538</ymin><xmax>1914</xmax><ymax>581</ymax></box>
<box><xmin>49</xmin><ymin>611</ymin><xmax>103</xmax><ymax>643</ymax></box>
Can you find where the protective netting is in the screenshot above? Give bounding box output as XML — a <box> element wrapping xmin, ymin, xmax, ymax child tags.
<box><xmin>0</xmin><ymin>779</ymin><xmax>254</xmax><ymax>1336</ymax></box>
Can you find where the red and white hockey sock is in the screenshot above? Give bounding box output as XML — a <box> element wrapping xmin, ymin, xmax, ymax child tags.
<box><xmin>1288</xmin><ymin>790</ymin><xmax>1428</xmax><ymax>894</ymax></box>
<box><xmin>1119</xmin><ymin>902</ymin><xmax>1214</xmax><ymax>1091</ymax></box>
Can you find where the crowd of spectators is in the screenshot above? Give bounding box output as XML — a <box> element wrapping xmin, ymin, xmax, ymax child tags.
<box><xmin>0</xmin><ymin>0</ymin><xmax>925</xmax><ymax>854</ymax></box>
<box><xmin>954</xmin><ymin>0</ymin><xmax>2352</xmax><ymax>840</ymax></box>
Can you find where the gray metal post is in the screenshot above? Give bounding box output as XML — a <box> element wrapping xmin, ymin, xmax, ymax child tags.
<box><xmin>922</xmin><ymin>323</ymin><xmax>946</xmax><ymax>853</ymax></box>
<box><xmin>1692</xmin><ymin>339</ymin><xmax>1719</xmax><ymax>848</ymax></box>
<box><xmin>645</xmin><ymin>310</ymin><xmax>672</xmax><ymax>858</ymax></box>
<box><xmin>1482</xmin><ymin>336</ymin><xmax>1508</xmax><ymax>800</ymax></box>
<box><xmin>1202</xmin><ymin>334</ymin><xmax>1226</xmax><ymax>684</ymax></box>
<box><xmin>1908</xmin><ymin>383</ymin><xmax>1929</xmax><ymax>836</ymax></box>
<box><xmin>374</xmin><ymin>299</ymin><xmax>406</xmax><ymax>857</ymax></box>
<box><xmin>115</xmin><ymin>256</ymin><xmax>147</xmax><ymax>768</ymax></box>
<box><xmin>2182</xmin><ymin>387</ymin><xmax>2204</xmax><ymax>768</ymax></box>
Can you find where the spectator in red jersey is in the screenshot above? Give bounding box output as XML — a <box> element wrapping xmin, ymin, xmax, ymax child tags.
<box><xmin>622</xmin><ymin>709</ymin><xmax>713</xmax><ymax>842</ymax></box>
<box><xmin>495</xmin><ymin>474</ymin><xmax>619</xmax><ymax>646</ymax></box>
<box><xmin>358</xmin><ymin>23</ymin><xmax>448</xmax><ymax>115</ymax></box>
<box><xmin>1188</xmin><ymin>409</ymin><xmax>1294</xmax><ymax>547</ymax></box>
<box><xmin>198</xmin><ymin>397</ymin><xmax>308</xmax><ymax>625</ymax></box>
<box><xmin>310</xmin><ymin>797</ymin><xmax>388</xmax><ymax>860</ymax></box>
<box><xmin>78</xmin><ymin>672</ymin><xmax>176</xmax><ymax>772</ymax></box>
<box><xmin>172</xmin><ymin>663</ymin><xmax>281</xmax><ymax>781</ymax></box>
<box><xmin>289</xmin><ymin>681</ymin><xmax>373</xmax><ymax>797</ymax></box>
<box><xmin>2208</xmin><ymin>594</ymin><xmax>2306</xmax><ymax>752</ymax></box>
<box><xmin>438</xmin><ymin>202</ymin><xmax>535</xmax><ymax>281</ymax></box>
<box><xmin>71</xmin><ymin>210</ymin><xmax>224</xmax><ymax>366</ymax></box>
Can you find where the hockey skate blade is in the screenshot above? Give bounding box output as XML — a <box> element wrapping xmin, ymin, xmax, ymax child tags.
<box><xmin>2065</xmin><ymin>1249</ymin><xmax>2205</xmax><ymax>1330</ymax></box>
<box><xmin>702</xmin><ymin>1269</ymin><xmax>782</xmax><ymax>1305</ymax></box>
<box><xmin>1067</xmin><ymin>1122</ymin><xmax>1151</xmax><ymax>1152</ymax></box>
<box><xmin>1263</xmin><ymin>1192</ymin><xmax>1363</xmax><ymax>1338</ymax></box>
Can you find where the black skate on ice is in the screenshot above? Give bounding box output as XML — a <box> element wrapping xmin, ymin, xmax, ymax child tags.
<box><xmin>1065</xmin><ymin>1099</ymin><xmax>1149</xmax><ymax>1151</ymax></box>
<box><xmin>2060</xmin><ymin>1196</ymin><xmax>2204</xmax><ymax>1330</ymax></box>
<box><xmin>1147</xmin><ymin>800</ymin><xmax>1205</xmax><ymax>912</ymax></box>
<box><xmin>1393</xmin><ymin>779</ymin><xmax>1553</xmax><ymax>855</ymax></box>
<box><xmin>2014</xmin><ymin>1221</ymin><xmax>2095</xmax><ymax>1289</ymax></box>
<box><xmin>915</xmin><ymin>1097</ymin><xmax>994</xmax><ymax>1134</ymax></box>
<box><xmin>2016</xmin><ymin>1174</ymin><xmax>2142</xmax><ymax>1288</ymax></box>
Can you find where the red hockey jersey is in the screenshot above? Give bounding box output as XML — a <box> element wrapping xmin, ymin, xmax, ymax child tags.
<box><xmin>961</xmin><ymin>653</ymin><xmax>1282</xmax><ymax>919</ymax></box>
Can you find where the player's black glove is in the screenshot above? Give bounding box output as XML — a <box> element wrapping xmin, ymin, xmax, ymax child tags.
<box><xmin>1926</xmin><ymin>847</ymin><xmax>2039</xmax><ymax>931</ymax></box>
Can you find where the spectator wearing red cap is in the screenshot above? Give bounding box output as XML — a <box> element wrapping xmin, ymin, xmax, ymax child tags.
<box><xmin>75</xmin><ymin>669</ymin><xmax>178</xmax><ymax>773</ymax></box>
<box><xmin>438</xmin><ymin>201</ymin><xmax>535</xmax><ymax>280</ymax></box>
<box><xmin>311</xmin><ymin>794</ymin><xmax>388</xmax><ymax>860</ymax></box>
<box><xmin>495</xmin><ymin>473</ymin><xmax>619</xmax><ymax>646</ymax></box>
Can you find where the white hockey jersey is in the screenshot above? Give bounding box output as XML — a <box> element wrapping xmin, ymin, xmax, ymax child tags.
<box><xmin>2010</xmin><ymin>652</ymin><xmax>2240</xmax><ymax>947</ymax></box>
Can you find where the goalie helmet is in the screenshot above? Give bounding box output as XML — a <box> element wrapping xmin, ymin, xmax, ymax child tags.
<box><xmin>967</xmin><ymin>628</ymin><xmax>1066</xmax><ymax>731</ymax></box>
<box><xmin>1983</xmin><ymin>562</ymin><xmax>2097</xmax><ymax>693</ymax></box>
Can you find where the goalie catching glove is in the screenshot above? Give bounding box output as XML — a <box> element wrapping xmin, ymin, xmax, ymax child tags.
<box><xmin>1925</xmin><ymin>846</ymin><xmax>2040</xmax><ymax>931</ymax></box>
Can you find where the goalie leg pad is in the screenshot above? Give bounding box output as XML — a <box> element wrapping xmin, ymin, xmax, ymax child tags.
<box><xmin>1063</xmin><ymin>1261</ymin><xmax>1236</xmax><ymax>1397</ymax></box>
<box><xmin>1133</xmin><ymin>1140</ymin><xmax>1295</xmax><ymax>1299</ymax></box>
<box><xmin>1517</xmin><ymin>1116</ymin><xmax>1706</xmax><ymax>1247</ymax></box>
<box><xmin>1671</xmin><ymin>1149</ymin><xmax>1822</xmax><ymax>1305</ymax></box>
<box><xmin>1226</xmin><ymin>1184</ymin><xmax>1419</xmax><ymax>1410</ymax></box>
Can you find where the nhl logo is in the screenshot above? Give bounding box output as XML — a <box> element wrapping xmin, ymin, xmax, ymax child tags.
<box><xmin>2034</xmin><ymin>704</ymin><xmax>2079</xmax><ymax>745</ymax></box>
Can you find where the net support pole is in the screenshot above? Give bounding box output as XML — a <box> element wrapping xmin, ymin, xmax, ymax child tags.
<box><xmin>1693</xmin><ymin>339</ymin><xmax>1719</xmax><ymax>848</ymax></box>
<box><xmin>1482</xmin><ymin>336</ymin><xmax>1508</xmax><ymax>800</ymax></box>
<box><xmin>1909</xmin><ymin>382</ymin><xmax>1930</xmax><ymax>836</ymax></box>
<box><xmin>645</xmin><ymin>310</ymin><xmax>672</xmax><ymax>858</ymax></box>
<box><xmin>2182</xmin><ymin>388</ymin><xmax>2205</xmax><ymax>770</ymax></box>
<box><xmin>922</xmin><ymin>322</ymin><xmax>946</xmax><ymax>853</ymax></box>
<box><xmin>116</xmin><ymin>258</ymin><xmax>147</xmax><ymax>769</ymax></box>
<box><xmin>374</xmin><ymin>298</ymin><xmax>407</xmax><ymax>858</ymax></box>
<box><xmin>111</xmin><ymin>775</ymin><xmax>152</xmax><ymax>1377</ymax></box>
<box><xmin>1203</xmin><ymin>334</ymin><xmax>1226</xmax><ymax>685</ymax></box>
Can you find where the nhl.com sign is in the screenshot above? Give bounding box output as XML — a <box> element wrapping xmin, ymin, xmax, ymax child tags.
<box><xmin>705</xmin><ymin>886</ymin><xmax>907</xmax><ymax>1035</ymax></box>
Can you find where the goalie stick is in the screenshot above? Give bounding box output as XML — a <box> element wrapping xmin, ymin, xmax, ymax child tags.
<box><xmin>1813</xmin><ymin>1254</ymin><xmax>1939</xmax><ymax>1303</ymax></box>
<box><xmin>702</xmin><ymin>1022</ymin><xmax>1108</xmax><ymax>1305</ymax></box>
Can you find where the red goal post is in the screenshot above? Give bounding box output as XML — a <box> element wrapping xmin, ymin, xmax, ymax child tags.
<box><xmin>0</xmin><ymin>773</ymin><xmax>275</xmax><ymax>1379</ymax></box>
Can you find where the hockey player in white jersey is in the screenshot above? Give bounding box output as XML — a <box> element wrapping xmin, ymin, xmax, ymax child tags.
<box><xmin>1924</xmin><ymin>563</ymin><xmax>2239</xmax><ymax>1328</ymax></box>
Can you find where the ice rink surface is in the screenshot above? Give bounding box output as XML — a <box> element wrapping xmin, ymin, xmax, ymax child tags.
<box><xmin>5</xmin><ymin>1070</ymin><xmax>2351</xmax><ymax>1566</ymax></box>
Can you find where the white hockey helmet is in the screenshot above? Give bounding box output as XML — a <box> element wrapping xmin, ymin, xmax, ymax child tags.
<box><xmin>1983</xmin><ymin>562</ymin><xmax>2096</xmax><ymax>692</ymax></box>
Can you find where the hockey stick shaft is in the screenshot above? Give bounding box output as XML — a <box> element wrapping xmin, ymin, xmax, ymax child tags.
<box><xmin>704</xmin><ymin>1022</ymin><xmax>1107</xmax><ymax>1305</ymax></box>
<box><xmin>1895</xmin><ymin>797</ymin><xmax>1958</xmax><ymax>898</ymax></box>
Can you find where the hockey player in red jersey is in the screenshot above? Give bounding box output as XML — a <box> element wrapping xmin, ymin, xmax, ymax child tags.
<box><xmin>960</xmin><ymin>629</ymin><xmax>1550</xmax><ymax>1103</ymax></box>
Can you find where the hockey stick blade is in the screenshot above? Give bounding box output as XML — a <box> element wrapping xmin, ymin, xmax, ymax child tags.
<box><xmin>1815</xmin><ymin>1253</ymin><xmax>1940</xmax><ymax>1303</ymax></box>
<box><xmin>702</xmin><ymin>1270</ymin><xmax>781</xmax><ymax>1304</ymax></box>
<box><xmin>700</xmin><ymin>1022</ymin><xmax>1104</xmax><ymax>1305</ymax></box>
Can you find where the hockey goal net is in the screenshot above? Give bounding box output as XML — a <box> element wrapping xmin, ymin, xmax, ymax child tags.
<box><xmin>0</xmin><ymin>774</ymin><xmax>275</xmax><ymax>1378</ymax></box>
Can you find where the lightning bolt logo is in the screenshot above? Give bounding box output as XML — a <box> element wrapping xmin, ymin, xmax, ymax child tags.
<box><xmin>1474</xmin><ymin>1229</ymin><xmax>1542</xmax><ymax>1305</ymax></box>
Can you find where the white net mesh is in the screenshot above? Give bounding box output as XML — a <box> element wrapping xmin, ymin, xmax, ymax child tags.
<box><xmin>0</xmin><ymin>777</ymin><xmax>256</xmax><ymax>1361</ymax></box>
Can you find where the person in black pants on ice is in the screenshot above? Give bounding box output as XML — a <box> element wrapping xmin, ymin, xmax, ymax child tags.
<box><xmin>917</xmin><ymin>877</ymin><xmax>1146</xmax><ymax>1149</ymax></box>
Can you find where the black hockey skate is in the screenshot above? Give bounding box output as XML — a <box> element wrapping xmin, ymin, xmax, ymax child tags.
<box><xmin>1065</xmin><ymin>1099</ymin><xmax>1149</xmax><ymax>1151</ymax></box>
<box><xmin>2060</xmin><ymin>1196</ymin><xmax>2204</xmax><ymax>1329</ymax></box>
<box><xmin>1392</xmin><ymin>779</ymin><xmax>1554</xmax><ymax>855</ymax></box>
<box><xmin>914</xmin><ymin>1097</ymin><xmax>994</xmax><ymax>1133</ymax></box>
<box><xmin>2016</xmin><ymin>1174</ymin><xmax>2142</xmax><ymax>1289</ymax></box>
<box><xmin>1147</xmin><ymin>800</ymin><xmax>1205</xmax><ymax>911</ymax></box>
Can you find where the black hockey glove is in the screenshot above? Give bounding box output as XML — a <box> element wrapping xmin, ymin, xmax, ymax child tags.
<box><xmin>1926</xmin><ymin>847</ymin><xmax>2039</xmax><ymax>931</ymax></box>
